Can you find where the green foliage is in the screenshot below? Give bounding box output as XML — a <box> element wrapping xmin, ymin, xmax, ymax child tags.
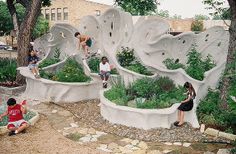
<box><xmin>163</xmin><ymin>46</ymin><xmax>216</xmax><ymax>81</ymax></box>
<box><xmin>66</xmin><ymin>133</ymin><xmax>82</xmax><ymax>141</ymax></box>
<box><xmin>105</xmin><ymin>77</ymin><xmax>185</xmax><ymax>109</ymax></box>
<box><xmin>115</xmin><ymin>0</ymin><xmax>157</xmax><ymax>15</ymax></box>
<box><xmin>40</xmin><ymin>58</ymin><xmax>91</xmax><ymax>82</ymax></box>
<box><xmin>0</xmin><ymin>1</ymin><xmax>49</xmax><ymax>37</ymax></box>
<box><xmin>163</xmin><ymin>58</ymin><xmax>185</xmax><ymax>70</ymax></box>
<box><xmin>88</xmin><ymin>57</ymin><xmax>100</xmax><ymax>73</ymax></box>
<box><xmin>0</xmin><ymin>110</ymin><xmax>36</xmax><ymax>127</ymax></box>
<box><xmin>191</xmin><ymin>20</ymin><xmax>204</xmax><ymax>31</ymax></box>
<box><xmin>0</xmin><ymin>58</ymin><xmax>17</xmax><ymax>82</ymax></box>
<box><xmin>156</xmin><ymin>9</ymin><xmax>169</xmax><ymax>18</ymax></box>
<box><xmin>32</xmin><ymin>15</ymin><xmax>49</xmax><ymax>39</ymax></box>
<box><xmin>197</xmin><ymin>89</ymin><xmax>236</xmax><ymax>134</ymax></box>
<box><xmin>39</xmin><ymin>48</ymin><xmax>61</xmax><ymax>68</ymax></box>
<box><xmin>194</xmin><ymin>14</ymin><xmax>210</xmax><ymax>20</ymax></box>
<box><xmin>117</xmin><ymin>47</ymin><xmax>153</xmax><ymax>75</ymax></box>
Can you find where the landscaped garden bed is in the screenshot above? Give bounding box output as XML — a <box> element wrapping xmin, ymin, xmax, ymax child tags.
<box><xmin>163</xmin><ymin>46</ymin><xmax>216</xmax><ymax>81</ymax></box>
<box><xmin>117</xmin><ymin>47</ymin><xmax>153</xmax><ymax>76</ymax></box>
<box><xmin>104</xmin><ymin>77</ymin><xmax>185</xmax><ymax>109</ymax></box>
<box><xmin>39</xmin><ymin>48</ymin><xmax>61</xmax><ymax>68</ymax></box>
<box><xmin>40</xmin><ymin>58</ymin><xmax>91</xmax><ymax>82</ymax></box>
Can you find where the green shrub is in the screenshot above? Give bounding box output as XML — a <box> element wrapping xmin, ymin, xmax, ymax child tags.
<box><xmin>105</xmin><ymin>77</ymin><xmax>185</xmax><ymax>109</ymax></box>
<box><xmin>0</xmin><ymin>58</ymin><xmax>17</xmax><ymax>83</ymax></box>
<box><xmin>88</xmin><ymin>57</ymin><xmax>100</xmax><ymax>73</ymax></box>
<box><xmin>191</xmin><ymin>20</ymin><xmax>204</xmax><ymax>31</ymax></box>
<box><xmin>117</xmin><ymin>47</ymin><xmax>153</xmax><ymax>75</ymax></box>
<box><xmin>163</xmin><ymin>58</ymin><xmax>185</xmax><ymax>70</ymax></box>
<box><xmin>163</xmin><ymin>46</ymin><xmax>216</xmax><ymax>81</ymax></box>
<box><xmin>40</xmin><ymin>58</ymin><xmax>91</xmax><ymax>82</ymax></box>
<box><xmin>39</xmin><ymin>48</ymin><xmax>61</xmax><ymax>68</ymax></box>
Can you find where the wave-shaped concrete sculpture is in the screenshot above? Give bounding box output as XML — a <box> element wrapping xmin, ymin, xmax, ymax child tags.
<box><xmin>19</xmin><ymin>8</ymin><xmax>229</xmax><ymax>129</ymax></box>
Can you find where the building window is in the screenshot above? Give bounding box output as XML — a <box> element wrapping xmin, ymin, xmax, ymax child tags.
<box><xmin>63</xmin><ymin>7</ymin><xmax>68</xmax><ymax>21</ymax></box>
<box><xmin>57</xmin><ymin>8</ymin><xmax>62</xmax><ymax>21</ymax></box>
<box><xmin>45</xmin><ymin>9</ymin><xmax>50</xmax><ymax>20</ymax></box>
<box><xmin>51</xmin><ymin>8</ymin><xmax>56</xmax><ymax>21</ymax></box>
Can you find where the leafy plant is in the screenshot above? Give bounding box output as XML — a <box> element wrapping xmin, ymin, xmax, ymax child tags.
<box><xmin>191</xmin><ymin>20</ymin><xmax>204</xmax><ymax>31</ymax></box>
<box><xmin>0</xmin><ymin>58</ymin><xmax>17</xmax><ymax>83</ymax></box>
<box><xmin>39</xmin><ymin>48</ymin><xmax>61</xmax><ymax>68</ymax></box>
<box><xmin>117</xmin><ymin>47</ymin><xmax>153</xmax><ymax>75</ymax></box>
<box><xmin>40</xmin><ymin>58</ymin><xmax>91</xmax><ymax>82</ymax></box>
<box><xmin>163</xmin><ymin>46</ymin><xmax>216</xmax><ymax>80</ymax></box>
<box><xmin>88</xmin><ymin>57</ymin><xmax>100</xmax><ymax>73</ymax></box>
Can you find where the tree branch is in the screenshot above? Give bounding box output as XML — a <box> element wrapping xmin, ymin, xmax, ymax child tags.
<box><xmin>6</xmin><ymin>0</ymin><xmax>19</xmax><ymax>33</ymax></box>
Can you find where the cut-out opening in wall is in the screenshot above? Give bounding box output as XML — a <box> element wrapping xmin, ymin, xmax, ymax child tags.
<box><xmin>175</xmin><ymin>59</ymin><xmax>180</xmax><ymax>63</ymax></box>
<box><xmin>84</xmin><ymin>26</ymin><xmax>86</xmax><ymax>29</ymax></box>
<box><xmin>109</xmin><ymin>32</ymin><xmax>112</xmax><ymax>37</ymax></box>
<box><xmin>96</xmin><ymin>26</ymin><xmax>99</xmax><ymax>29</ymax></box>
<box><xmin>206</xmin><ymin>34</ymin><xmax>209</xmax><ymax>37</ymax></box>
<box><xmin>218</xmin><ymin>42</ymin><xmax>221</xmax><ymax>47</ymax></box>
<box><xmin>162</xmin><ymin>52</ymin><xmax>165</xmax><ymax>55</ymax></box>
<box><xmin>205</xmin><ymin>39</ymin><xmax>208</xmax><ymax>42</ymax></box>
<box><xmin>111</xmin><ymin>22</ymin><xmax>114</xmax><ymax>30</ymax></box>
<box><xmin>112</xmin><ymin>41</ymin><xmax>115</xmax><ymax>44</ymax></box>
<box><xmin>182</xmin><ymin>40</ymin><xmax>186</xmax><ymax>44</ymax></box>
<box><xmin>178</xmin><ymin>38</ymin><xmax>181</xmax><ymax>40</ymax></box>
<box><xmin>104</xmin><ymin>20</ymin><xmax>106</xmax><ymax>23</ymax></box>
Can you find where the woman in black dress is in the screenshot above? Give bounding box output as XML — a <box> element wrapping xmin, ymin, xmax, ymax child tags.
<box><xmin>174</xmin><ymin>82</ymin><xmax>196</xmax><ymax>127</ymax></box>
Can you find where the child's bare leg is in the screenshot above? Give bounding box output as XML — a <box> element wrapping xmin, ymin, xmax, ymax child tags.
<box><xmin>8</xmin><ymin>126</ymin><xmax>17</xmax><ymax>131</ymax></box>
<box><xmin>177</xmin><ymin>110</ymin><xmax>181</xmax><ymax>122</ymax></box>
<box><xmin>15</xmin><ymin>123</ymin><xmax>29</xmax><ymax>134</ymax></box>
<box><xmin>179</xmin><ymin>111</ymin><xmax>184</xmax><ymax>125</ymax></box>
<box><xmin>35</xmin><ymin>67</ymin><xmax>40</xmax><ymax>75</ymax></box>
<box><xmin>105</xmin><ymin>75</ymin><xmax>109</xmax><ymax>81</ymax></box>
<box><xmin>31</xmin><ymin>68</ymin><xmax>36</xmax><ymax>75</ymax></box>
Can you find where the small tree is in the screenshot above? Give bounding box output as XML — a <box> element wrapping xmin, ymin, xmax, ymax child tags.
<box><xmin>191</xmin><ymin>20</ymin><xmax>204</xmax><ymax>31</ymax></box>
<box><xmin>194</xmin><ymin>14</ymin><xmax>210</xmax><ymax>20</ymax></box>
<box><xmin>156</xmin><ymin>9</ymin><xmax>169</xmax><ymax>18</ymax></box>
<box><xmin>114</xmin><ymin>0</ymin><xmax>158</xmax><ymax>15</ymax></box>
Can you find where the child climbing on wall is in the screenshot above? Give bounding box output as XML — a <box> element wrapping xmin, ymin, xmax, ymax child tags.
<box><xmin>28</xmin><ymin>48</ymin><xmax>40</xmax><ymax>78</ymax></box>
<box><xmin>0</xmin><ymin>98</ymin><xmax>29</xmax><ymax>136</ymax></box>
<box><xmin>74</xmin><ymin>32</ymin><xmax>92</xmax><ymax>59</ymax></box>
<box><xmin>99</xmin><ymin>56</ymin><xmax>111</xmax><ymax>88</ymax></box>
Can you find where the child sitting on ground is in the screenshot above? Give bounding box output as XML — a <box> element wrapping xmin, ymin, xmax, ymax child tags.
<box><xmin>0</xmin><ymin>98</ymin><xmax>29</xmax><ymax>136</ymax></box>
<box><xmin>28</xmin><ymin>48</ymin><xmax>40</xmax><ymax>78</ymax></box>
<box><xmin>99</xmin><ymin>56</ymin><xmax>111</xmax><ymax>88</ymax></box>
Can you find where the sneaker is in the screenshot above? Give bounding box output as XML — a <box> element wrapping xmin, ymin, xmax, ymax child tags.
<box><xmin>104</xmin><ymin>82</ymin><xmax>108</xmax><ymax>88</ymax></box>
<box><xmin>8</xmin><ymin>131</ymin><xmax>16</xmax><ymax>136</ymax></box>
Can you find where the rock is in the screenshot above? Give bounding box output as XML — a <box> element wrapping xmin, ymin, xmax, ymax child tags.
<box><xmin>147</xmin><ymin>150</ymin><xmax>162</xmax><ymax>154</ymax></box>
<box><xmin>132</xmin><ymin>147</ymin><xmax>140</xmax><ymax>151</ymax></box>
<box><xmin>97</xmin><ymin>147</ymin><xmax>112</xmax><ymax>152</ymax></box>
<box><xmin>79</xmin><ymin>136</ymin><xmax>91</xmax><ymax>143</ymax></box>
<box><xmin>204</xmin><ymin>128</ymin><xmax>219</xmax><ymax>137</ymax></box>
<box><xmin>164</xmin><ymin>142</ymin><xmax>172</xmax><ymax>146</ymax></box>
<box><xmin>200</xmin><ymin>124</ymin><xmax>206</xmax><ymax>133</ymax></box>
<box><xmin>138</xmin><ymin>141</ymin><xmax>148</xmax><ymax>150</ymax></box>
<box><xmin>108</xmin><ymin>143</ymin><xmax>119</xmax><ymax>150</ymax></box>
<box><xmin>121</xmin><ymin>138</ymin><xmax>133</xmax><ymax>143</ymax></box>
<box><xmin>70</xmin><ymin>123</ymin><xmax>78</xmax><ymax>128</ymax></box>
<box><xmin>63</xmin><ymin>127</ymin><xmax>71</xmax><ymax>130</ymax></box>
<box><xmin>131</xmin><ymin>140</ymin><xmax>139</xmax><ymax>146</ymax></box>
<box><xmin>99</xmin><ymin>144</ymin><xmax>108</xmax><ymax>149</ymax></box>
<box><xmin>62</xmin><ymin>132</ymin><xmax>69</xmax><ymax>136</ymax></box>
<box><xmin>132</xmin><ymin>150</ymin><xmax>146</xmax><ymax>154</ymax></box>
<box><xmin>163</xmin><ymin>150</ymin><xmax>172</xmax><ymax>154</ymax></box>
<box><xmin>173</xmin><ymin>142</ymin><xmax>182</xmax><ymax>146</ymax></box>
<box><xmin>91</xmin><ymin>137</ymin><xmax>98</xmax><ymax>142</ymax></box>
<box><xmin>51</xmin><ymin>110</ymin><xmax>58</xmax><ymax>113</ymax></box>
<box><xmin>218</xmin><ymin>131</ymin><xmax>236</xmax><ymax>141</ymax></box>
<box><xmin>204</xmin><ymin>152</ymin><xmax>215</xmax><ymax>154</ymax></box>
<box><xmin>217</xmin><ymin>149</ymin><xmax>230</xmax><ymax>154</ymax></box>
<box><xmin>92</xmin><ymin>134</ymin><xmax>102</xmax><ymax>138</ymax></box>
<box><xmin>124</xmin><ymin>144</ymin><xmax>134</xmax><ymax>150</ymax></box>
<box><xmin>77</xmin><ymin>128</ymin><xmax>88</xmax><ymax>135</ymax></box>
<box><xmin>57</xmin><ymin>110</ymin><xmax>71</xmax><ymax>117</ymax></box>
<box><xmin>88</xmin><ymin>128</ymin><xmax>96</xmax><ymax>134</ymax></box>
<box><xmin>96</xmin><ymin>131</ymin><xmax>107</xmax><ymax>136</ymax></box>
<box><xmin>183</xmin><ymin>143</ymin><xmax>191</xmax><ymax>147</ymax></box>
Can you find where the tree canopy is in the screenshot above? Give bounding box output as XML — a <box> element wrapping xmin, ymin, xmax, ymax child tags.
<box><xmin>115</xmin><ymin>0</ymin><xmax>158</xmax><ymax>15</ymax></box>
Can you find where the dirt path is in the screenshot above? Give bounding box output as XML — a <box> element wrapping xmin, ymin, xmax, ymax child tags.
<box><xmin>0</xmin><ymin>116</ymin><xmax>106</xmax><ymax>154</ymax></box>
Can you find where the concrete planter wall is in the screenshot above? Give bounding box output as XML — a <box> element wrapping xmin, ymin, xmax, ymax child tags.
<box><xmin>100</xmin><ymin>89</ymin><xmax>196</xmax><ymax>130</ymax></box>
<box><xmin>0</xmin><ymin>85</ymin><xmax>26</xmax><ymax>96</ymax></box>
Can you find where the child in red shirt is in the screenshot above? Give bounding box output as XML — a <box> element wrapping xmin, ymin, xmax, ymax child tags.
<box><xmin>0</xmin><ymin>98</ymin><xmax>29</xmax><ymax>136</ymax></box>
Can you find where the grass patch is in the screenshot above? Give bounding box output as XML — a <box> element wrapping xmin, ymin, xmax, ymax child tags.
<box><xmin>66</xmin><ymin>133</ymin><xmax>82</xmax><ymax>141</ymax></box>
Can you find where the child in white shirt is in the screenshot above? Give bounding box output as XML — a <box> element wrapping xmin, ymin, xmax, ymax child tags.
<box><xmin>99</xmin><ymin>56</ymin><xmax>110</xmax><ymax>88</ymax></box>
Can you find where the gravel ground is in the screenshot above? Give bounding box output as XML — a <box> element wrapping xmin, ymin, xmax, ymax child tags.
<box><xmin>61</xmin><ymin>100</ymin><xmax>230</xmax><ymax>143</ymax></box>
<box><xmin>0</xmin><ymin>115</ymin><xmax>106</xmax><ymax>154</ymax></box>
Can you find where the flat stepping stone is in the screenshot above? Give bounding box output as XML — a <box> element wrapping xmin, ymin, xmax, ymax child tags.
<box><xmin>183</xmin><ymin>142</ymin><xmax>191</xmax><ymax>147</ymax></box>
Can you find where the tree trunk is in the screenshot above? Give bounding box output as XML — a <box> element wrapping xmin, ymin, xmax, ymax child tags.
<box><xmin>16</xmin><ymin>0</ymin><xmax>42</xmax><ymax>84</ymax></box>
<box><xmin>220</xmin><ymin>0</ymin><xmax>236</xmax><ymax>109</ymax></box>
<box><xmin>6</xmin><ymin>0</ymin><xmax>19</xmax><ymax>34</ymax></box>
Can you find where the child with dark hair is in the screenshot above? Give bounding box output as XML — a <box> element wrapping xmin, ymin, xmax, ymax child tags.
<box><xmin>74</xmin><ymin>32</ymin><xmax>92</xmax><ymax>58</ymax></box>
<box><xmin>174</xmin><ymin>82</ymin><xmax>196</xmax><ymax>127</ymax></box>
<box><xmin>99</xmin><ymin>56</ymin><xmax>110</xmax><ymax>88</ymax></box>
<box><xmin>28</xmin><ymin>48</ymin><xmax>40</xmax><ymax>78</ymax></box>
<box><xmin>0</xmin><ymin>98</ymin><xmax>29</xmax><ymax>136</ymax></box>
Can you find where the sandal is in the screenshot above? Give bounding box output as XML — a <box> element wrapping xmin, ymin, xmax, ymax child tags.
<box><xmin>174</xmin><ymin>121</ymin><xmax>179</xmax><ymax>126</ymax></box>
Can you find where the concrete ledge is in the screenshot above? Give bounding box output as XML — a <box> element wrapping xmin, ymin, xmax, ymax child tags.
<box><xmin>0</xmin><ymin>85</ymin><xmax>26</xmax><ymax>96</ymax></box>
<box><xmin>0</xmin><ymin>110</ymin><xmax>40</xmax><ymax>135</ymax></box>
<box><xmin>204</xmin><ymin>128</ymin><xmax>219</xmax><ymax>137</ymax></box>
<box><xmin>100</xmin><ymin>89</ymin><xmax>199</xmax><ymax>130</ymax></box>
<box><xmin>219</xmin><ymin>131</ymin><xmax>236</xmax><ymax>141</ymax></box>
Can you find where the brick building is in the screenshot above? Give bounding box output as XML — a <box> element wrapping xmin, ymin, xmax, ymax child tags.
<box><xmin>41</xmin><ymin>0</ymin><xmax>111</xmax><ymax>27</ymax></box>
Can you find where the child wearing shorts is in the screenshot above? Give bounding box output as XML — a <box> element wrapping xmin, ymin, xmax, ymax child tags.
<box><xmin>28</xmin><ymin>49</ymin><xmax>40</xmax><ymax>78</ymax></box>
<box><xmin>0</xmin><ymin>98</ymin><xmax>29</xmax><ymax>136</ymax></box>
<box><xmin>74</xmin><ymin>32</ymin><xmax>92</xmax><ymax>59</ymax></box>
<box><xmin>99</xmin><ymin>56</ymin><xmax>110</xmax><ymax>88</ymax></box>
